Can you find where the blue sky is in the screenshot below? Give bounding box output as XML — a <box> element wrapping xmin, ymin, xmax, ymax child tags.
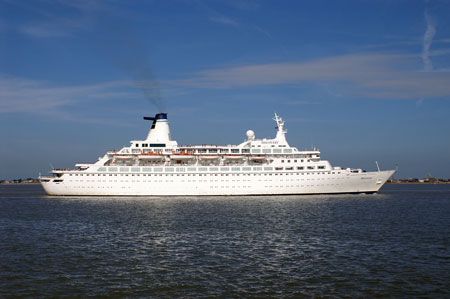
<box><xmin>1</xmin><ymin>0</ymin><xmax>450</xmax><ymax>180</ymax></box>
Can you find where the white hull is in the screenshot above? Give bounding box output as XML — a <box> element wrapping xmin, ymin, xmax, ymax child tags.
<box><xmin>41</xmin><ymin>169</ymin><xmax>395</xmax><ymax>196</ymax></box>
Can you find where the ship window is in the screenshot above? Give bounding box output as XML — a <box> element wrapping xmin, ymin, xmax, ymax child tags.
<box><xmin>231</xmin><ymin>149</ymin><xmax>240</xmax><ymax>153</ymax></box>
<box><xmin>273</xmin><ymin>149</ymin><xmax>282</xmax><ymax>153</ymax></box>
<box><xmin>243</xmin><ymin>167</ymin><xmax>251</xmax><ymax>171</ymax></box>
<box><xmin>220</xmin><ymin>149</ymin><xmax>229</xmax><ymax>153</ymax></box>
<box><xmin>318</xmin><ymin>166</ymin><xmax>325</xmax><ymax>169</ymax></box>
<box><xmin>281</xmin><ymin>160</ymin><xmax>284</xmax><ymax>163</ymax></box>
<box><xmin>251</xmin><ymin>149</ymin><xmax>261</xmax><ymax>154</ymax></box>
<box><xmin>297</xmin><ymin>166</ymin><xmax>304</xmax><ymax>170</ymax></box>
<box><xmin>150</xmin><ymin>144</ymin><xmax>165</xmax><ymax>147</ymax></box>
<box><xmin>264</xmin><ymin>167</ymin><xmax>273</xmax><ymax>171</ymax></box>
<box><xmin>208</xmin><ymin>149</ymin><xmax>218</xmax><ymax>153</ymax></box>
<box><xmin>220</xmin><ymin>167</ymin><xmax>229</xmax><ymax>171</ymax></box>
<box><xmin>242</xmin><ymin>149</ymin><xmax>250</xmax><ymax>153</ymax></box>
<box><xmin>231</xmin><ymin>167</ymin><xmax>240</xmax><ymax>171</ymax></box>
<box><xmin>262</xmin><ymin>149</ymin><xmax>271</xmax><ymax>153</ymax></box>
<box><xmin>308</xmin><ymin>166</ymin><xmax>314</xmax><ymax>169</ymax></box>
<box><xmin>253</xmin><ymin>167</ymin><xmax>262</xmax><ymax>171</ymax></box>
<box><xmin>294</xmin><ymin>160</ymin><xmax>297</xmax><ymax>163</ymax></box>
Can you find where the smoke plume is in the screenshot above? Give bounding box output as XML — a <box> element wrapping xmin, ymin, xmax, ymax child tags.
<box><xmin>94</xmin><ymin>23</ymin><xmax>164</xmax><ymax>112</ymax></box>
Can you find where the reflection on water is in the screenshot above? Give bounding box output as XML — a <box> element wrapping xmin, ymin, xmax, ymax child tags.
<box><xmin>0</xmin><ymin>184</ymin><xmax>449</xmax><ymax>297</ymax></box>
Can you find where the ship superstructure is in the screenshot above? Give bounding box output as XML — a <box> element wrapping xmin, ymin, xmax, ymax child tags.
<box><xmin>40</xmin><ymin>113</ymin><xmax>396</xmax><ymax>196</ymax></box>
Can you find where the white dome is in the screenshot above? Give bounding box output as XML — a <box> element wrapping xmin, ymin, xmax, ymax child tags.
<box><xmin>246</xmin><ymin>130</ymin><xmax>255</xmax><ymax>140</ymax></box>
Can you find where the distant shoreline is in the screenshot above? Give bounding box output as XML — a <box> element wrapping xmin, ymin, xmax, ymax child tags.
<box><xmin>0</xmin><ymin>182</ymin><xmax>41</xmax><ymax>185</ymax></box>
<box><xmin>388</xmin><ymin>181</ymin><xmax>450</xmax><ymax>184</ymax></box>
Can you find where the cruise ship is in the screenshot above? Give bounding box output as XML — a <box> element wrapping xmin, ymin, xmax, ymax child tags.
<box><xmin>40</xmin><ymin>113</ymin><xmax>396</xmax><ymax>196</ymax></box>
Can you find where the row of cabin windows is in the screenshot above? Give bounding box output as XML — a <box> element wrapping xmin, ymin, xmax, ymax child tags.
<box><xmin>98</xmin><ymin>165</ymin><xmax>326</xmax><ymax>172</ymax></box>
<box><xmin>251</xmin><ymin>145</ymin><xmax>287</xmax><ymax>147</ymax></box>
<box><xmin>68</xmin><ymin>171</ymin><xmax>341</xmax><ymax>177</ymax></box>
<box><xmin>135</xmin><ymin>143</ymin><xmax>166</xmax><ymax>148</ymax></box>
<box><xmin>132</xmin><ymin>146</ymin><xmax>298</xmax><ymax>155</ymax></box>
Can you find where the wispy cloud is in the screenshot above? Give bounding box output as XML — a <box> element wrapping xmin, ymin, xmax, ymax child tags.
<box><xmin>19</xmin><ymin>18</ymin><xmax>87</xmax><ymax>38</ymax></box>
<box><xmin>6</xmin><ymin>0</ymin><xmax>105</xmax><ymax>38</ymax></box>
<box><xmin>423</xmin><ymin>11</ymin><xmax>436</xmax><ymax>72</ymax></box>
<box><xmin>0</xmin><ymin>74</ymin><xmax>139</xmax><ymax>117</ymax></box>
<box><xmin>209</xmin><ymin>16</ymin><xmax>239</xmax><ymax>27</ymax></box>
<box><xmin>172</xmin><ymin>52</ymin><xmax>450</xmax><ymax>100</ymax></box>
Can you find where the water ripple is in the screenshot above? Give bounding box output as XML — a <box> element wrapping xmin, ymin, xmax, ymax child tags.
<box><xmin>0</xmin><ymin>184</ymin><xmax>449</xmax><ymax>297</ymax></box>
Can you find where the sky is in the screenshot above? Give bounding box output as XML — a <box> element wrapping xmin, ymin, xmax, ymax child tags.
<box><xmin>1</xmin><ymin>0</ymin><xmax>450</xmax><ymax>180</ymax></box>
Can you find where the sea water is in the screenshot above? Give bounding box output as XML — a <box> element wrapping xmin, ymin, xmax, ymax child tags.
<box><xmin>1</xmin><ymin>184</ymin><xmax>449</xmax><ymax>297</ymax></box>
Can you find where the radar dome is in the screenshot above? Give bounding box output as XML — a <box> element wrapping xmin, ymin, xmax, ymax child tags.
<box><xmin>246</xmin><ymin>130</ymin><xmax>255</xmax><ymax>140</ymax></box>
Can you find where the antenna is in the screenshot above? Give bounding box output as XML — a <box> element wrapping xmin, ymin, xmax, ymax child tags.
<box><xmin>375</xmin><ymin>161</ymin><xmax>380</xmax><ymax>172</ymax></box>
<box><xmin>49</xmin><ymin>162</ymin><xmax>54</xmax><ymax>170</ymax></box>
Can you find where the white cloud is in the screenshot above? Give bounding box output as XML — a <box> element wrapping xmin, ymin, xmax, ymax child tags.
<box><xmin>423</xmin><ymin>12</ymin><xmax>436</xmax><ymax>72</ymax></box>
<box><xmin>436</xmin><ymin>38</ymin><xmax>450</xmax><ymax>43</ymax></box>
<box><xmin>172</xmin><ymin>52</ymin><xmax>450</xmax><ymax>100</ymax></box>
<box><xmin>0</xmin><ymin>74</ymin><xmax>138</xmax><ymax>115</ymax></box>
<box><xmin>210</xmin><ymin>16</ymin><xmax>239</xmax><ymax>27</ymax></box>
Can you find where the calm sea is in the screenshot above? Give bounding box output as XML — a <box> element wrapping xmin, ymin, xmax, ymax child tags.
<box><xmin>0</xmin><ymin>184</ymin><xmax>449</xmax><ymax>297</ymax></box>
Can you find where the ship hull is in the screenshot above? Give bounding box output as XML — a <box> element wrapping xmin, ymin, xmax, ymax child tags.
<box><xmin>40</xmin><ymin>170</ymin><xmax>395</xmax><ymax>196</ymax></box>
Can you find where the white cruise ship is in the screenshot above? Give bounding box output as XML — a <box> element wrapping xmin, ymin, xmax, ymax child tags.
<box><xmin>40</xmin><ymin>113</ymin><xmax>396</xmax><ymax>196</ymax></box>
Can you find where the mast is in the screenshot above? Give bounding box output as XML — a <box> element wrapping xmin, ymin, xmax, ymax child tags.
<box><xmin>273</xmin><ymin>113</ymin><xmax>288</xmax><ymax>145</ymax></box>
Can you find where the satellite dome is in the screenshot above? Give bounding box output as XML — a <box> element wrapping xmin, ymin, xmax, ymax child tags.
<box><xmin>246</xmin><ymin>130</ymin><xmax>255</xmax><ymax>140</ymax></box>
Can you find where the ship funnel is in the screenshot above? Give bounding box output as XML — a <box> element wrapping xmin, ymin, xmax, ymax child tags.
<box><xmin>143</xmin><ymin>113</ymin><xmax>172</xmax><ymax>143</ymax></box>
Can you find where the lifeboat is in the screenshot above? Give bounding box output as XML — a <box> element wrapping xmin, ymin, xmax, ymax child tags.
<box><xmin>138</xmin><ymin>154</ymin><xmax>165</xmax><ymax>160</ymax></box>
<box><xmin>114</xmin><ymin>155</ymin><xmax>135</xmax><ymax>160</ymax></box>
<box><xmin>170</xmin><ymin>154</ymin><xmax>195</xmax><ymax>160</ymax></box>
<box><xmin>198</xmin><ymin>155</ymin><xmax>220</xmax><ymax>160</ymax></box>
<box><xmin>248</xmin><ymin>155</ymin><xmax>267</xmax><ymax>161</ymax></box>
<box><xmin>223</xmin><ymin>155</ymin><xmax>244</xmax><ymax>160</ymax></box>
